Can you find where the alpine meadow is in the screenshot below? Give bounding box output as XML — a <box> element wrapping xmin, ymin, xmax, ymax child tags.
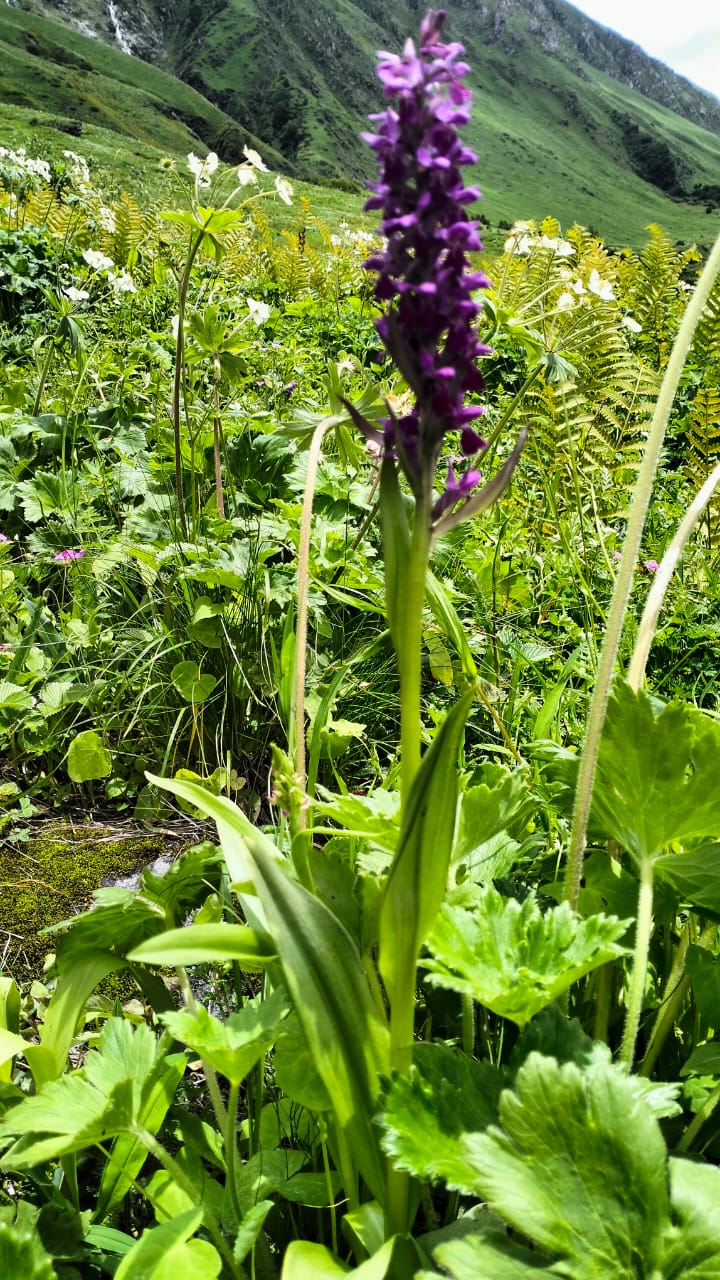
<box><xmin>3</xmin><ymin>2</ymin><xmax>720</xmax><ymax>1277</ymax></box>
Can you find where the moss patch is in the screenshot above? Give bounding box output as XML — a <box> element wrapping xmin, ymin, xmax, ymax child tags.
<box><xmin>0</xmin><ymin>826</ymin><xmax>170</xmax><ymax>982</ymax></box>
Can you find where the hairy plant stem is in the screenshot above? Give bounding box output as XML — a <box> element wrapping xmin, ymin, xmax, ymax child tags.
<box><xmin>564</xmin><ymin>225</ymin><xmax>720</xmax><ymax>912</ymax></box>
<box><xmin>628</xmin><ymin>461</ymin><xmax>720</xmax><ymax>689</ymax></box>
<box><xmin>620</xmin><ymin>858</ymin><xmax>655</xmax><ymax>1070</ymax></box>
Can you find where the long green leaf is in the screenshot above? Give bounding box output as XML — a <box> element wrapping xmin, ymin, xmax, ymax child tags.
<box><xmin>379</xmin><ymin>686</ymin><xmax>476</xmax><ymax>1008</ymax></box>
<box><xmin>425</xmin><ymin>572</ymin><xmax>477</xmax><ymax>681</ymax></box>
<box><xmin>128</xmin><ymin>924</ymin><xmax>275</xmax><ymax>967</ymax></box>
<box><xmin>29</xmin><ymin>951</ymin><xmax>127</xmax><ymax>1086</ymax></box>
<box><xmin>148</xmin><ymin>774</ymin><xmax>389</xmax><ymax>1204</ymax></box>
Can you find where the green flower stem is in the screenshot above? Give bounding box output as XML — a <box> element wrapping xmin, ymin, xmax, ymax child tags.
<box><xmin>175</xmin><ymin>964</ymin><xmax>228</xmax><ymax>1133</ymax></box>
<box><xmin>628</xmin><ymin>461</ymin><xmax>720</xmax><ymax>690</ymax></box>
<box><xmin>385</xmin><ymin>497</ymin><xmax>431</xmax><ymax>1241</ymax></box>
<box><xmin>620</xmin><ymin>857</ymin><xmax>655</xmax><ymax>1070</ymax></box>
<box><xmin>32</xmin><ymin>335</ymin><xmax>56</xmax><ymax>416</ymax></box>
<box><xmin>640</xmin><ymin>921</ymin><xmax>715</xmax><ymax>1078</ymax></box>
<box><xmin>225</xmin><ymin>1082</ymin><xmax>243</xmax><ymax>1227</ymax></box>
<box><xmin>677</xmin><ymin>1079</ymin><xmax>720</xmax><ymax>1153</ymax></box>
<box><xmin>564</xmin><ymin>225</ymin><xmax>720</xmax><ymax>912</ymax></box>
<box><xmin>462</xmin><ymin>992</ymin><xmax>475</xmax><ymax>1056</ymax></box>
<box><xmin>482</xmin><ymin>364</ymin><xmax>542</xmax><ymax>459</ymax></box>
<box><xmin>640</xmin><ymin>971</ymin><xmax>690</xmax><ymax>1080</ymax></box>
<box><xmin>398</xmin><ymin>504</ymin><xmax>432</xmax><ymax>808</ymax></box>
<box><xmin>592</xmin><ymin>962</ymin><xmax>613</xmax><ymax>1044</ymax></box>
<box><xmin>135</xmin><ymin>1126</ymin><xmax>237</xmax><ymax>1274</ymax></box>
<box><xmin>293</xmin><ymin>419</ymin><xmax>331</xmax><ymax>807</ymax></box>
<box><xmin>171</xmin><ymin>228</ymin><xmax>206</xmax><ymax>541</ymax></box>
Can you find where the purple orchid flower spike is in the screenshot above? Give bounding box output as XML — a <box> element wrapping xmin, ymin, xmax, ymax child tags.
<box><xmin>359</xmin><ymin>9</ymin><xmax>524</xmax><ymax>530</ymax></box>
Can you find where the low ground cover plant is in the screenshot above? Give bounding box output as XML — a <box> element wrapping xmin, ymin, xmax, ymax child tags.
<box><xmin>3</xmin><ymin>9</ymin><xmax>720</xmax><ymax>1278</ymax></box>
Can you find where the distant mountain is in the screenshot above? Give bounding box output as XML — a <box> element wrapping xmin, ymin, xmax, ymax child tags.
<box><xmin>5</xmin><ymin>0</ymin><xmax>720</xmax><ymax>245</ymax></box>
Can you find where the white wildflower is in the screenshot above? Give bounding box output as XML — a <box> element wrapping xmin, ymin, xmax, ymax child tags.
<box><xmin>621</xmin><ymin>315</ymin><xmax>642</xmax><ymax>333</ymax></box>
<box><xmin>63</xmin><ymin>286</ymin><xmax>90</xmax><ymax>302</ymax></box>
<box><xmin>236</xmin><ymin>164</ymin><xmax>258</xmax><ymax>187</ymax></box>
<box><xmin>572</xmin><ymin>279</ymin><xmax>587</xmax><ymax>295</ymax></box>
<box><xmin>555</xmin><ymin>239</ymin><xmax>576</xmax><ymax>257</ymax></box>
<box><xmin>556</xmin><ymin>292</ymin><xmax>575</xmax><ymax>312</ymax></box>
<box><xmin>108</xmin><ymin>270</ymin><xmax>137</xmax><ymax>295</ymax></box>
<box><xmin>330</xmin><ymin>234</ymin><xmax>342</xmax><ymax>247</ymax></box>
<box><xmin>63</xmin><ymin>150</ymin><xmax>90</xmax><ymax>188</ymax></box>
<box><xmin>504</xmin><ymin>232</ymin><xmax>534</xmax><ymax>255</ymax></box>
<box><xmin>587</xmin><ymin>268</ymin><xmax>615</xmax><ymax>301</ymax></box>
<box><xmin>187</xmin><ymin>151</ymin><xmax>218</xmax><ymax>186</ymax></box>
<box><xmin>24</xmin><ymin>156</ymin><xmax>51</xmax><ymax>183</ymax></box>
<box><xmin>246</xmin><ymin>297</ymin><xmax>270</xmax><ymax>325</ymax></box>
<box><xmin>243</xmin><ymin>145</ymin><xmax>268</xmax><ymax>172</ymax></box>
<box><xmin>274</xmin><ymin>175</ymin><xmax>293</xmax><ymax>205</ymax></box>
<box><xmin>83</xmin><ymin>248</ymin><xmax>114</xmax><ymax>272</ymax></box>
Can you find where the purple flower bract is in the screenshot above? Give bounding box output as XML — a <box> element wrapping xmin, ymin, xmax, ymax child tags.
<box><xmin>362</xmin><ymin>9</ymin><xmax>491</xmax><ymax>509</ymax></box>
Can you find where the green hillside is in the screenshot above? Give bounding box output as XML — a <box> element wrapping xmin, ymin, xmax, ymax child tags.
<box><xmin>4</xmin><ymin>0</ymin><xmax>720</xmax><ymax>246</ymax></box>
<box><xmin>0</xmin><ymin>4</ymin><xmax>285</xmax><ymax>170</ymax></box>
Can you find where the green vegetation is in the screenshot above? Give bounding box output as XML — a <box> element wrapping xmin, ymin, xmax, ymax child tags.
<box><xmin>6</xmin><ymin>0</ymin><xmax>720</xmax><ymax>245</ymax></box>
<box><xmin>3</xmin><ymin>8</ymin><xmax>720</xmax><ymax>1270</ymax></box>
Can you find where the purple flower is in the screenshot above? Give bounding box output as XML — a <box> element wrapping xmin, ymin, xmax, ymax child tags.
<box><xmin>53</xmin><ymin>548</ymin><xmax>85</xmax><ymax>563</ymax></box>
<box><xmin>0</xmin><ymin>533</ymin><xmax>8</xmax><ymax>542</ymax></box>
<box><xmin>644</xmin><ymin>559</ymin><xmax>659</xmax><ymax>572</ymax></box>
<box><xmin>361</xmin><ymin>10</ymin><xmax>492</xmax><ymax>513</ymax></box>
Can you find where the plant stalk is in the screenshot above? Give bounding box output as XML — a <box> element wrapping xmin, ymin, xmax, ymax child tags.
<box><xmin>564</xmin><ymin>226</ymin><xmax>720</xmax><ymax>911</ymax></box>
<box><xmin>677</xmin><ymin>1079</ymin><xmax>720</xmax><ymax>1153</ymax></box>
<box><xmin>293</xmin><ymin>419</ymin><xmax>331</xmax><ymax>805</ymax></box>
<box><xmin>398</xmin><ymin>504</ymin><xmax>431</xmax><ymax>807</ymax></box>
<box><xmin>628</xmin><ymin>462</ymin><xmax>720</xmax><ymax>690</ymax></box>
<box><xmin>620</xmin><ymin>857</ymin><xmax>655</xmax><ymax>1070</ymax></box>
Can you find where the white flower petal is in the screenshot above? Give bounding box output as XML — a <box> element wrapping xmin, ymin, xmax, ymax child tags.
<box><xmin>246</xmin><ymin>297</ymin><xmax>270</xmax><ymax>325</ymax></box>
<box><xmin>274</xmin><ymin>176</ymin><xmax>293</xmax><ymax>205</ymax></box>
<box><xmin>243</xmin><ymin>145</ymin><xmax>269</xmax><ymax>172</ymax></box>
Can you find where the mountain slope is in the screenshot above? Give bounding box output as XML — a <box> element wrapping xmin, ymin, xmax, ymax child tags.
<box><xmin>5</xmin><ymin>0</ymin><xmax>720</xmax><ymax>247</ymax></box>
<box><xmin>0</xmin><ymin>3</ymin><xmax>284</xmax><ymax>168</ymax></box>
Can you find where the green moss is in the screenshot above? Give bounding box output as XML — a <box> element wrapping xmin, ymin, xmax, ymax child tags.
<box><xmin>0</xmin><ymin>827</ymin><xmax>169</xmax><ymax>983</ymax></box>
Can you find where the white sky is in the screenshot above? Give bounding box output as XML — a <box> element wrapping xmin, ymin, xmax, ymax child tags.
<box><xmin>571</xmin><ymin>1</ymin><xmax>720</xmax><ymax>101</ymax></box>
